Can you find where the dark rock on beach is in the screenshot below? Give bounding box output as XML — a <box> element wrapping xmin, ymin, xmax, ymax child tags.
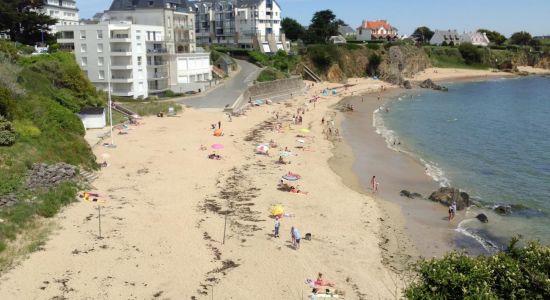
<box><xmin>429</xmin><ymin>187</ymin><xmax>470</xmax><ymax>210</ymax></box>
<box><xmin>402</xmin><ymin>80</ymin><xmax>412</xmax><ymax>89</ymax></box>
<box><xmin>476</xmin><ymin>213</ymin><xmax>489</xmax><ymax>223</ymax></box>
<box><xmin>494</xmin><ymin>205</ymin><xmax>512</xmax><ymax>215</ymax></box>
<box><xmin>400</xmin><ymin>190</ymin><xmax>422</xmax><ymax>199</ymax></box>
<box><xmin>419</xmin><ymin>79</ymin><xmax>448</xmax><ymax>91</ymax></box>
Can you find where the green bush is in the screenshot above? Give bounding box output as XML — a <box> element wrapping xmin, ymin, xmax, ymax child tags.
<box><xmin>0</xmin><ymin>115</ymin><xmax>16</xmax><ymax>146</ymax></box>
<box><xmin>405</xmin><ymin>238</ymin><xmax>550</xmax><ymax>299</ymax></box>
<box><xmin>36</xmin><ymin>182</ymin><xmax>78</xmax><ymax>218</ymax></box>
<box><xmin>366</xmin><ymin>43</ymin><xmax>380</xmax><ymax>50</ymax></box>
<box><xmin>307</xmin><ymin>44</ymin><xmax>338</xmax><ymax>71</ymax></box>
<box><xmin>13</xmin><ymin>119</ymin><xmax>41</xmax><ymax>138</ymax></box>
<box><xmin>367</xmin><ymin>53</ymin><xmax>382</xmax><ymax>76</ymax></box>
<box><xmin>459</xmin><ymin>43</ymin><xmax>482</xmax><ymax>64</ymax></box>
<box><xmin>256</xmin><ymin>68</ymin><xmax>288</xmax><ymax>82</ymax></box>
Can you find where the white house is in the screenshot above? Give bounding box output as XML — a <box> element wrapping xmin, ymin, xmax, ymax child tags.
<box><xmin>358</xmin><ymin>20</ymin><xmax>398</xmax><ymax>41</ymax></box>
<box><xmin>329</xmin><ymin>35</ymin><xmax>346</xmax><ymax>44</ymax></box>
<box><xmin>57</xmin><ymin>22</ymin><xmax>168</xmax><ymax>99</ymax></box>
<box><xmin>460</xmin><ymin>32</ymin><xmax>491</xmax><ymax>47</ymax></box>
<box><xmin>430</xmin><ymin>30</ymin><xmax>461</xmax><ymax>45</ymax></box>
<box><xmin>42</xmin><ymin>0</ymin><xmax>80</xmax><ymax>32</ymax></box>
<box><xmin>356</xmin><ymin>28</ymin><xmax>372</xmax><ymax>42</ymax></box>
<box><xmin>78</xmin><ymin>107</ymin><xmax>106</xmax><ymax>129</ymax></box>
<box><xmin>188</xmin><ymin>0</ymin><xmax>288</xmax><ymax>53</ymax></box>
<box><xmin>104</xmin><ymin>1</ymin><xmax>213</xmax><ymax>92</ymax></box>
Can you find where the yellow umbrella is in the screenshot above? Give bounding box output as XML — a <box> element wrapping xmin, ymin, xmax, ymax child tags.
<box><xmin>300</xmin><ymin>128</ymin><xmax>310</xmax><ymax>133</ymax></box>
<box><xmin>270</xmin><ymin>204</ymin><xmax>285</xmax><ymax>216</ymax></box>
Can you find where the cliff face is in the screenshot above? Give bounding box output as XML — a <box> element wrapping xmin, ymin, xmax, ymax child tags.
<box><xmin>379</xmin><ymin>45</ymin><xmax>431</xmax><ymax>85</ymax></box>
<box><xmin>302</xmin><ymin>44</ymin><xmax>431</xmax><ymax>84</ymax></box>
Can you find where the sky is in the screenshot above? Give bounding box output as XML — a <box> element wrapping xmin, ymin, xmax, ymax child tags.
<box><xmin>79</xmin><ymin>0</ymin><xmax>550</xmax><ymax>36</ymax></box>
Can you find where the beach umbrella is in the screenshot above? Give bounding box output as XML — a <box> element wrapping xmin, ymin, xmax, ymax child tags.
<box><xmin>299</xmin><ymin>128</ymin><xmax>310</xmax><ymax>133</ymax></box>
<box><xmin>211</xmin><ymin>143</ymin><xmax>224</xmax><ymax>150</ymax></box>
<box><xmin>270</xmin><ymin>204</ymin><xmax>285</xmax><ymax>217</ymax></box>
<box><xmin>256</xmin><ymin>144</ymin><xmax>269</xmax><ymax>153</ymax></box>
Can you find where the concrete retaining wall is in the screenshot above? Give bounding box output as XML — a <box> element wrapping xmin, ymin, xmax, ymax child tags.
<box><xmin>225</xmin><ymin>76</ymin><xmax>305</xmax><ymax>114</ymax></box>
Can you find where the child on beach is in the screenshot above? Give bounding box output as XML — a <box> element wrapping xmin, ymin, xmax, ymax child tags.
<box><xmin>274</xmin><ymin>217</ymin><xmax>280</xmax><ymax>238</ymax></box>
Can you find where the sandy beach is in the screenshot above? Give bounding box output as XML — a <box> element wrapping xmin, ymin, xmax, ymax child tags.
<box><xmin>0</xmin><ymin>78</ymin><xmax>405</xmax><ymax>299</ymax></box>
<box><xmin>0</xmin><ymin>67</ymin><xmax>546</xmax><ymax>299</ymax></box>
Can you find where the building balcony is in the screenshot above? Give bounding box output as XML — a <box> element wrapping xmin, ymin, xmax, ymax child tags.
<box><xmin>111</xmin><ymin>90</ymin><xmax>134</xmax><ymax>97</ymax></box>
<box><xmin>110</xmin><ymin>65</ymin><xmax>133</xmax><ymax>70</ymax></box>
<box><xmin>148</xmin><ymin>72</ymin><xmax>168</xmax><ymax>80</ymax></box>
<box><xmin>147</xmin><ymin>62</ymin><xmax>168</xmax><ymax>67</ymax></box>
<box><xmin>110</xmin><ymin>34</ymin><xmax>131</xmax><ymax>42</ymax></box>
<box><xmin>111</xmin><ymin>49</ymin><xmax>132</xmax><ymax>56</ymax></box>
<box><xmin>146</xmin><ymin>48</ymin><xmax>169</xmax><ymax>55</ymax></box>
<box><xmin>111</xmin><ymin>76</ymin><xmax>133</xmax><ymax>83</ymax></box>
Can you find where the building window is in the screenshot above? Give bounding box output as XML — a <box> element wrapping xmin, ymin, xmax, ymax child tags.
<box><xmin>81</xmin><ymin>44</ymin><xmax>87</xmax><ymax>52</ymax></box>
<box><xmin>97</xmin><ymin>30</ymin><xmax>103</xmax><ymax>39</ymax></box>
<box><xmin>81</xmin><ymin>57</ymin><xmax>87</xmax><ymax>67</ymax></box>
<box><xmin>98</xmin><ymin>70</ymin><xmax>105</xmax><ymax>80</ymax></box>
<box><xmin>80</xmin><ymin>30</ymin><xmax>86</xmax><ymax>39</ymax></box>
<box><xmin>98</xmin><ymin>57</ymin><xmax>104</xmax><ymax>66</ymax></box>
<box><xmin>137</xmin><ymin>56</ymin><xmax>142</xmax><ymax>66</ymax></box>
<box><xmin>98</xmin><ymin>43</ymin><xmax>103</xmax><ymax>52</ymax></box>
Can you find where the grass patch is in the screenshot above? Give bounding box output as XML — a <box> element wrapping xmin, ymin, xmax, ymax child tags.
<box><xmin>105</xmin><ymin>107</ymin><xmax>128</xmax><ymax>125</ymax></box>
<box><xmin>120</xmin><ymin>101</ymin><xmax>183</xmax><ymax>116</ymax></box>
<box><xmin>256</xmin><ymin>68</ymin><xmax>288</xmax><ymax>82</ymax></box>
<box><xmin>424</xmin><ymin>46</ymin><xmax>489</xmax><ymax>69</ymax></box>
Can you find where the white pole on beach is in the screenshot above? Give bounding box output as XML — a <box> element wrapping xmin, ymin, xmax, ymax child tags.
<box><xmin>107</xmin><ymin>63</ymin><xmax>114</xmax><ymax>146</ymax></box>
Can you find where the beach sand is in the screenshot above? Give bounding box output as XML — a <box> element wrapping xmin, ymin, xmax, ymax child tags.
<box><xmin>0</xmin><ymin>79</ymin><xmax>405</xmax><ymax>299</ymax></box>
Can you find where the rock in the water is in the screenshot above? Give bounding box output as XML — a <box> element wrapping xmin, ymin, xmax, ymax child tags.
<box><xmin>476</xmin><ymin>213</ymin><xmax>489</xmax><ymax>223</ymax></box>
<box><xmin>419</xmin><ymin>79</ymin><xmax>448</xmax><ymax>91</ymax></box>
<box><xmin>494</xmin><ymin>205</ymin><xmax>512</xmax><ymax>215</ymax></box>
<box><xmin>403</xmin><ymin>80</ymin><xmax>412</xmax><ymax>89</ymax></box>
<box><xmin>429</xmin><ymin>187</ymin><xmax>470</xmax><ymax>210</ymax></box>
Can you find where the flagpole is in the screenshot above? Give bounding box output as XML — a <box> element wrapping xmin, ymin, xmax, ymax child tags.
<box><xmin>107</xmin><ymin>55</ymin><xmax>115</xmax><ymax>147</ymax></box>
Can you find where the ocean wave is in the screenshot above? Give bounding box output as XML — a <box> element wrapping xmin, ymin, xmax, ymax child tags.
<box><xmin>420</xmin><ymin>158</ymin><xmax>451</xmax><ymax>187</ymax></box>
<box><xmin>455</xmin><ymin>218</ymin><xmax>501</xmax><ymax>253</ymax></box>
<box><xmin>372</xmin><ymin>108</ymin><xmax>400</xmax><ymax>151</ymax></box>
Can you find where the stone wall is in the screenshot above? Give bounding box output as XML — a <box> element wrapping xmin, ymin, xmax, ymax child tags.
<box><xmin>26</xmin><ymin>163</ymin><xmax>78</xmax><ymax>190</ymax></box>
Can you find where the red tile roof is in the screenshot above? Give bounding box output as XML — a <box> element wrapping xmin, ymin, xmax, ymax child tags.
<box><xmin>360</xmin><ymin>20</ymin><xmax>392</xmax><ymax>31</ymax></box>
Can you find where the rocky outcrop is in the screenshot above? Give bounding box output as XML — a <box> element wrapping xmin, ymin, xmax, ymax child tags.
<box><xmin>476</xmin><ymin>213</ymin><xmax>488</xmax><ymax>223</ymax></box>
<box><xmin>26</xmin><ymin>163</ymin><xmax>78</xmax><ymax>189</ymax></box>
<box><xmin>403</xmin><ymin>80</ymin><xmax>412</xmax><ymax>89</ymax></box>
<box><xmin>379</xmin><ymin>45</ymin><xmax>431</xmax><ymax>86</ymax></box>
<box><xmin>419</xmin><ymin>79</ymin><xmax>448</xmax><ymax>91</ymax></box>
<box><xmin>429</xmin><ymin>187</ymin><xmax>471</xmax><ymax>210</ymax></box>
<box><xmin>0</xmin><ymin>193</ymin><xmax>18</xmax><ymax>208</ymax></box>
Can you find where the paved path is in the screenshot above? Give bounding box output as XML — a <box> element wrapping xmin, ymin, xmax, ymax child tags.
<box><xmin>179</xmin><ymin>59</ymin><xmax>262</xmax><ymax>109</ymax></box>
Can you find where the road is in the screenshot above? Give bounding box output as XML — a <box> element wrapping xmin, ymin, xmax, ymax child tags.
<box><xmin>179</xmin><ymin>59</ymin><xmax>262</xmax><ymax>109</ymax></box>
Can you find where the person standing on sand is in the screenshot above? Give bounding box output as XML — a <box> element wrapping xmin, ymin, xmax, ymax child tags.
<box><xmin>293</xmin><ymin>227</ymin><xmax>301</xmax><ymax>250</ymax></box>
<box><xmin>274</xmin><ymin>217</ymin><xmax>280</xmax><ymax>238</ymax></box>
<box><xmin>452</xmin><ymin>201</ymin><xmax>457</xmax><ymax>219</ymax></box>
<box><xmin>448</xmin><ymin>205</ymin><xmax>453</xmax><ymax>221</ymax></box>
<box><xmin>371</xmin><ymin>176</ymin><xmax>376</xmax><ymax>191</ymax></box>
<box><xmin>218</xmin><ymin>121</ymin><xmax>221</xmax><ymax>129</ymax></box>
<box><xmin>290</xmin><ymin>226</ymin><xmax>296</xmax><ymax>247</ymax></box>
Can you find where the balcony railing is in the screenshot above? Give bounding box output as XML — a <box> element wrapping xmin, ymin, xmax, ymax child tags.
<box><xmin>111</xmin><ymin>34</ymin><xmax>130</xmax><ymax>39</ymax></box>
<box><xmin>111</xmin><ymin>48</ymin><xmax>132</xmax><ymax>52</ymax></box>
<box><xmin>147</xmin><ymin>48</ymin><xmax>168</xmax><ymax>54</ymax></box>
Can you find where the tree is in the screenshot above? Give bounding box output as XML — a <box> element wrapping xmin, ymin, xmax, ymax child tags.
<box><xmin>307</xmin><ymin>10</ymin><xmax>339</xmax><ymax>44</ymax></box>
<box><xmin>509</xmin><ymin>31</ymin><xmax>533</xmax><ymax>46</ymax></box>
<box><xmin>412</xmin><ymin>26</ymin><xmax>434</xmax><ymax>43</ymax></box>
<box><xmin>367</xmin><ymin>53</ymin><xmax>382</xmax><ymax>76</ymax></box>
<box><xmin>478</xmin><ymin>29</ymin><xmax>506</xmax><ymax>45</ymax></box>
<box><xmin>0</xmin><ymin>0</ymin><xmax>56</xmax><ymax>45</ymax></box>
<box><xmin>335</xmin><ymin>19</ymin><xmax>348</xmax><ymax>26</ymax></box>
<box><xmin>281</xmin><ymin>18</ymin><xmax>305</xmax><ymax>41</ymax></box>
<box><xmin>458</xmin><ymin>43</ymin><xmax>481</xmax><ymax>64</ymax></box>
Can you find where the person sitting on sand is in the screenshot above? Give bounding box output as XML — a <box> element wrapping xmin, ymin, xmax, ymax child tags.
<box><xmin>208</xmin><ymin>153</ymin><xmax>222</xmax><ymax>160</ymax></box>
<box><xmin>269</xmin><ymin>139</ymin><xmax>278</xmax><ymax>148</ymax></box>
<box><xmin>200</xmin><ymin>144</ymin><xmax>207</xmax><ymax>151</ymax></box>
<box><xmin>278</xmin><ymin>156</ymin><xmax>291</xmax><ymax>165</ymax></box>
<box><xmin>287</xmin><ymin>171</ymin><xmax>301</xmax><ymax>179</ymax></box>
<box><xmin>315</xmin><ymin>273</ymin><xmax>335</xmax><ymax>288</ymax></box>
<box><xmin>290</xmin><ymin>185</ymin><xmax>308</xmax><ymax>195</ymax></box>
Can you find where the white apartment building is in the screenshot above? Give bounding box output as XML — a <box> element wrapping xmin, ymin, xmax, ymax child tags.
<box><xmin>57</xmin><ymin>22</ymin><xmax>169</xmax><ymax>99</ymax></box>
<box><xmin>188</xmin><ymin>0</ymin><xmax>288</xmax><ymax>53</ymax></box>
<box><xmin>104</xmin><ymin>0</ymin><xmax>212</xmax><ymax>92</ymax></box>
<box><xmin>43</xmin><ymin>0</ymin><xmax>80</xmax><ymax>32</ymax></box>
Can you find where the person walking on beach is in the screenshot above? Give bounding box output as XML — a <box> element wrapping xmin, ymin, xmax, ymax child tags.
<box><xmin>218</xmin><ymin>120</ymin><xmax>221</xmax><ymax>129</ymax></box>
<box><xmin>292</xmin><ymin>227</ymin><xmax>301</xmax><ymax>250</ymax></box>
<box><xmin>451</xmin><ymin>201</ymin><xmax>457</xmax><ymax>219</ymax></box>
<box><xmin>448</xmin><ymin>205</ymin><xmax>453</xmax><ymax>221</ymax></box>
<box><xmin>274</xmin><ymin>217</ymin><xmax>280</xmax><ymax>238</ymax></box>
<box><xmin>290</xmin><ymin>226</ymin><xmax>296</xmax><ymax>248</ymax></box>
<box><xmin>371</xmin><ymin>176</ymin><xmax>376</xmax><ymax>191</ymax></box>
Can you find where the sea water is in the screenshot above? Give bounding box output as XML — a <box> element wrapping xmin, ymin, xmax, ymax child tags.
<box><xmin>380</xmin><ymin>76</ymin><xmax>550</xmax><ymax>252</ymax></box>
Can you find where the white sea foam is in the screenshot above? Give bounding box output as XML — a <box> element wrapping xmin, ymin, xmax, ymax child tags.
<box><xmin>455</xmin><ymin>218</ymin><xmax>500</xmax><ymax>253</ymax></box>
<box><xmin>373</xmin><ymin>107</ymin><xmax>452</xmax><ymax>187</ymax></box>
<box><xmin>420</xmin><ymin>158</ymin><xmax>451</xmax><ymax>187</ymax></box>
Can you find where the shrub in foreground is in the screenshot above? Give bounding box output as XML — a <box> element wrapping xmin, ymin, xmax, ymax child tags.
<box><xmin>405</xmin><ymin>238</ymin><xmax>550</xmax><ymax>299</ymax></box>
<box><xmin>0</xmin><ymin>115</ymin><xmax>16</xmax><ymax>146</ymax></box>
